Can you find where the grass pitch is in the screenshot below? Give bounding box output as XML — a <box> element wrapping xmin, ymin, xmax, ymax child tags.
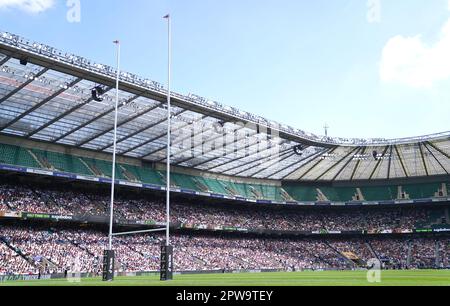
<box><xmin>1</xmin><ymin>270</ymin><xmax>450</xmax><ymax>286</ymax></box>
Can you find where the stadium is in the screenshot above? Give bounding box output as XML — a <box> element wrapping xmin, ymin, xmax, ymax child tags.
<box><xmin>0</xmin><ymin>23</ymin><xmax>449</xmax><ymax>287</ymax></box>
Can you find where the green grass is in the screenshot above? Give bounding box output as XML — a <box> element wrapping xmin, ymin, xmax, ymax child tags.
<box><xmin>1</xmin><ymin>270</ymin><xmax>450</xmax><ymax>286</ymax></box>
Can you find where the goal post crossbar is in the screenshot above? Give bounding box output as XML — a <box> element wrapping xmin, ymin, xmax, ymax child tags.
<box><xmin>111</xmin><ymin>227</ymin><xmax>167</xmax><ymax>237</ymax></box>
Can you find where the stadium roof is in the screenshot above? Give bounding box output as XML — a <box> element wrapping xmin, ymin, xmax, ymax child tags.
<box><xmin>0</xmin><ymin>30</ymin><xmax>448</xmax><ymax>182</ymax></box>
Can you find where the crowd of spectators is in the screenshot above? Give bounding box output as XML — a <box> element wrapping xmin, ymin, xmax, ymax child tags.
<box><xmin>439</xmin><ymin>241</ymin><xmax>450</xmax><ymax>268</ymax></box>
<box><xmin>370</xmin><ymin>238</ymin><xmax>409</xmax><ymax>269</ymax></box>
<box><xmin>0</xmin><ymin>183</ymin><xmax>445</xmax><ymax>232</ymax></box>
<box><xmin>1</xmin><ymin>181</ymin><xmax>449</xmax><ymax>276</ymax></box>
<box><xmin>0</xmin><ymin>227</ymin><xmax>98</xmax><ymax>274</ymax></box>
<box><xmin>328</xmin><ymin>239</ymin><xmax>373</xmax><ymax>265</ymax></box>
<box><xmin>410</xmin><ymin>239</ymin><xmax>438</xmax><ymax>269</ymax></box>
<box><xmin>0</xmin><ymin>226</ymin><xmax>345</xmax><ymax>274</ymax></box>
<box><xmin>0</xmin><ymin>225</ymin><xmax>448</xmax><ymax>275</ymax></box>
<box><xmin>0</xmin><ymin>239</ymin><xmax>37</xmax><ymax>275</ymax></box>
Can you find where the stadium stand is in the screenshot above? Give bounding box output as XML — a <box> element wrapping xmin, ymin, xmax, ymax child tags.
<box><xmin>1</xmin><ymin>224</ymin><xmax>448</xmax><ymax>275</ymax></box>
<box><xmin>0</xmin><ymin>144</ymin><xmax>40</xmax><ymax>169</ymax></box>
<box><xmin>31</xmin><ymin>149</ymin><xmax>93</xmax><ymax>176</ymax></box>
<box><xmin>1</xmin><ymin>143</ymin><xmax>447</xmax><ymax>203</ymax></box>
<box><xmin>0</xmin><ymin>180</ymin><xmax>448</xmax><ymax>232</ymax></box>
<box><xmin>0</xmin><ymin>31</ymin><xmax>449</xmax><ymax>279</ymax></box>
<box><xmin>1</xmin><ymin>174</ymin><xmax>443</xmax><ymax>276</ymax></box>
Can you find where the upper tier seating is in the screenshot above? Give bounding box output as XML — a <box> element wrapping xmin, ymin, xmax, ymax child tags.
<box><xmin>31</xmin><ymin>149</ymin><xmax>93</xmax><ymax>176</ymax></box>
<box><xmin>0</xmin><ymin>143</ymin><xmax>447</xmax><ymax>202</ymax></box>
<box><xmin>0</xmin><ymin>144</ymin><xmax>39</xmax><ymax>169</ymax></box>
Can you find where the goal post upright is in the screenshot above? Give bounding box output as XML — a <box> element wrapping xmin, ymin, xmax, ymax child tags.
<box><xmin>161</xmin><ymin>13</ymin><xmax>174</xmax><ymax>281</ymax></box>
<box><xmin>165</xmin><ymin>11</ymin><xmax>171</xmax><ymax>253</ymax></box>
<box><xmin>101</xmin><ymin>15</ymin><xmax>174</xmax><ymax>283</ymax></box>
<box><xmin>102</xmin><ymin>39</ymin><xmax>121</xmax><ymax>282</ymax></box>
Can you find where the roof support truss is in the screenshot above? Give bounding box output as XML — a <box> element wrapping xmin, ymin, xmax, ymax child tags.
<box><xmin>142</xmin><ymin>115</ymin><xmax>209</xmax><ymax>158</ymax></box>
<box><xmin>423</xmin><ymin>142</ymin><xmax>448</xmax><ymax>174</ymax></box>
<box><xmin>277</xmin><ymin>148</ymin><xmax>331</xmax><ymax>180</ymax></box>
<box><xmin>172</xmin><ymin>126</ymin><xmax>247</xmax><ymax>166</ymax></box>
<box><xmin>0</xmin><ymin>56</ymin><xmax>11</xmax><ymax>67</ymax></box>
<box><xmin>418</xmin><ymin>142</ymin><xmax>429</xmax><ymax>176</ymax></box>
<box><xmin>297</xmin><ymin>147</ymin><xmax>338</xmax><ymax>180</ymax></box>
<box><xmin>0</xmin><ymin>77</ymin><xmax>83</xmax><ymax>131</ymax></box>
<box><xmin>387</xmin><ymin>145</ymin><xmax>393</xmax><ymax>179</ymax></box>
<box><xmin>426</xmin><ymin>141</ymin><xmax>450</xmax><ymax>159</ymax></box>
<box><xmin>246</xmin><ymin>150</ymin><xmax>296</xmax><ymax>177</ymax></box>
<box><xmin>0</xmin><ymin>67</ymin><xmax>49</xmax><ymax>106</ymax></box>
<box><xmin>186</xmin><ymin>128</ymin><xmax>258</xmax><ymax>168</ymax></box>
<box><xmin>394</xmin><ymin>145</ymin><xmax>409</xmax><ymax>178</ymax></box>
<box><xmin>77</xmin><ymin>101</ymin><xmax>162</xmax><ymax>147</ymax></box>
<box><xmin>117</xmin><ymin>109</ymin><xmax>187</xmax><ymax>156</ymax></box>
<box><xmin>369</xmin><ymin>146</ymin><xmax>390</xmax><ymax>180</ymax></box>
<box><xmin>203</xmin><ymin>136</ymin><xmax>282</xmax><ymax>172</ymax></box>
<box><xmin>53</xmin><ymin>94</ymin><xmax>140</xmax><ymax>143</ymax></box>
<box><xmin>26</xmin><ymin>86</ymin><xmax>113</xmax><ymax>138</ymax></box>
<box><xmin>350</xmin><ymin>146</ymin><xmax>367</xmax><ymax>181</ymax></box>
<box><xmin>315</xmin><ymin>147</ymin><xmax>360</xmax><ymax>181</ymax></box>
<box><xmin>331</xmin><ymin>147</ymin><xmax>362</xmax><ymax>181</ymax></box>
<box><xmin>222</xmin><ymin>146</ymin><xmax>292</xmax><ymax>175</ymax></box>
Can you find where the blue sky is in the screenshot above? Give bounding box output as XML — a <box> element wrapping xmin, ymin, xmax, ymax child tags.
<box><xmin>0</xmin><ymin>0</ymin><xmax>449</xmax><ymax>139</ymax></box>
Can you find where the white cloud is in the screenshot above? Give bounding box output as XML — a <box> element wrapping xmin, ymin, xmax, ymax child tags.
<box><xmin>380</xmin><ymin>17</ymin><xmax>450</xmax><ymax>88</ymax></box>
<box><xmin>0</xmin><ymin>0</ymin><xmax>55</xmax><ymax>14</ymax></box>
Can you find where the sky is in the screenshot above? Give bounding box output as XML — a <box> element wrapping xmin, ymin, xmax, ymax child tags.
<box><xmin>0</xmin><ymin>0</ymin><xmax>449</xmax><ymax>140</ymax></box>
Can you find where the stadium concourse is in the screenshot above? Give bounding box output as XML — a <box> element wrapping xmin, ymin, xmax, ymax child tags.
<box><xmin>0</xmin><ymin>31</ymin><xmax>449</xmax><ymax>280</ymax></box>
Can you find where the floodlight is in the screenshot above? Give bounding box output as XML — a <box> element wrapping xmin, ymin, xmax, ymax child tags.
<box><xmin>294</xmin><ymin>145</ymin><xmax>306</xmax><ymax>156</ymax></box>
<box><xmin>91</xmin><ymin>86</ymin><xmax>106</xmax><ymax>102</ymax></box>
<box><xmin>373</xmin><ymin>151</ymin><xmax>378</xmax><ymax>161</ymax></box>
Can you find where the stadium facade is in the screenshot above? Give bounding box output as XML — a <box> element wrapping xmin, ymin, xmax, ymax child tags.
<box><xmin>0</xmin><ymin>31</ymin><xmax>449</xmax><ymax>278</ymax></box>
